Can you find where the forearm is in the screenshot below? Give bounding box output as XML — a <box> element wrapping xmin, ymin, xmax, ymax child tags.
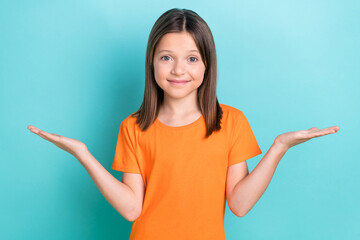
<box><xmin>229</xmin><ymin>141</ymin><xmax>288</xmax><ymax>217</ymax></box>
<box><xmin>76</xmin><ymin>150</ymin><xmax>138</xmax><ymax>221</ymax></box>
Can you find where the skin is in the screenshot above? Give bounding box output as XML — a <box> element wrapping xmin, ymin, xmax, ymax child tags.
<box><xmin>26</xmin><ymin>125</ymin><xmax>339</xmax><ymax>159</ymax></box>
<box><xmin>28</xmin><ymin>31</ymin><xmax>209</xmax><ymax>152</ymax></box>
<box><xmin>27</xmin><ymin>30</ymin><xmax>340</xmax><ymax>218</ymax></box>
<box><xmin>275</xmin><ymin>126</ymin><xmax>340</xmax><ymax>150</ymax></box>
<box><xmin>153</xmin><ymin>31</ymin><xmax>206</xmax><ymax>125</ymax></box>
<box><xmin>226</xmin><ymin>126</ymin><xmax>340</xmax><ymax>217</ymax></box>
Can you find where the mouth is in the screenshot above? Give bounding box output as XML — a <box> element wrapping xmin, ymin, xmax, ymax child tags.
<box><xmin>167</xmin><ymin>80</ymin><xmax>190</xmax><ymax>85</ymax></box>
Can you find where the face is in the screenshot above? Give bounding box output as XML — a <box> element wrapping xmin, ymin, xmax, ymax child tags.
<box><xmin>153</xmin><ymin>31</ymin><xmax>206</xmax><ymax>101</ymax></box>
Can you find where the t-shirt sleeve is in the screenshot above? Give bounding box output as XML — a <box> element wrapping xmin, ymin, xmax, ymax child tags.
<box><xmin>111</xmin><ymin>118</ymin><xmax>141</xmax><ymax>173</ymax></box>
<box><xmin>228</xmin><ymin>111</ymin><xmax>262</xmax><ymax>166</ymax></box>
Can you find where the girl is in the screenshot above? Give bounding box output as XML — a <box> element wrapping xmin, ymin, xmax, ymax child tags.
<box><xmin>27</xmin><ymin>8</ymin><xmax>339</xmax><ymax>240</ymax></box>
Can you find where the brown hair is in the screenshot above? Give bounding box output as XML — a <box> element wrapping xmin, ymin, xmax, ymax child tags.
<box><xmin>131</xmin><ymin>8</ymin><xmax>223</xmax><ymax>138</ymax></box>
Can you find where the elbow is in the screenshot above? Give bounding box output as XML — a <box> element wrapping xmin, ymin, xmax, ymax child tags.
<box><xmin>125</xmin><ymin>212</ymin><xmax>136</xmax><ymax>222</ymax></box>
<box><xmin>235</xmin><ymin>206</ymin><xmax>250</xmax><ymax>217</ymax></box>
<box><xmin>126</xmin><ymin>206</ymin><xmax>141</xmax><ymax>222</ymax></box>
<box><xmin>130</xmin><ymin>212</ymin><xmax>141</xmax><ymax>222</ymax></box>
<box><xmin>127</xmin><ymin>215</ymin><xmax>138</xmax><ymax>222</ymax></box>
<box><xmin>229</xmin><ymin>200</ymin><xmax>247</xmax><ymax>218</ymax></box>
<box><xmin>235</xmin><ymin>210</ymin><xmax>247</xmax><ymax>218</ymax></box>
<box><xmin>125</xmin><ymin>213</ymin><xmax>138</xmax><ymax>222</ymax></box>
<box><xmin>231</xmin><ymin>207</ymin><xmax>246</xmax><ymax>217</ymax></box>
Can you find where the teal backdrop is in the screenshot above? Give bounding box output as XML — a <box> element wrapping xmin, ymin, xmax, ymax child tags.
<box><xmin>1</xmin><ymin>0</ymin><xmax>359</xmax><ymax>239</ymax></box>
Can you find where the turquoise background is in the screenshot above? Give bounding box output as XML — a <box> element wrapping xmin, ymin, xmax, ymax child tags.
<box><xmin>1</xmin><ymin>0</ymin><xmax>359</xmax><ymax>239</ymax></box>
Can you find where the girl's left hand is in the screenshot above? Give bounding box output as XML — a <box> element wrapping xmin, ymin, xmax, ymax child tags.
<box><xmin>274</xmin><ymin>126</ymin><xmax>340</xmax><ymax>151</ymax></box>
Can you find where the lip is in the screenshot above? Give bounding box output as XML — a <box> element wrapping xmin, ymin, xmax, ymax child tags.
<box><xmin>168</xmin><ymin>80</ymin><xmax>190</xmax><ymax>85</ymax></box>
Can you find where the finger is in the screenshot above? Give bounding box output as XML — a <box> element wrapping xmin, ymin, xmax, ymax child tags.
<box><xmin>38</xmin><ymin>130</ymin><xmax>61</xmax><ymax>143</ymax></box>
<box><xmin>28</xmin><ymin>126</ymin><xmax>42</xmax><ymax>134</ymax></box>
<box><xmin>28</xmin><ymin>125</ymin><xmax>43</xmax><ymax>133</ymax></box>
<box><xmin>28</xmin><ymin>126</ymin><xmax>60</xmax><ymax>142</ymax></box>
<box><xmin>28</xmin><ymin>126</ymin><xmax>50</xmax><ymax>136</ymax></box>
<box><xmin>29</xmin><ymin>128</ymin><xmax>45</xmax><ymax>136</ymax></box>
<box><xmin>305</xmin><ymin>126</ymin><xmax>339</xmax><ymax>136</ymax></box>
<box><xmin>332</xmin><ymin>126</ymin><xmax>340</xmax><ymax>132</ymax></box>
<box><xmin>320</xmin><ymin>126</ymin><xmax>340</xmax><ymax>133</ymax></box>
<box><xmin>28</xmin><ymin>126</ymin><xmax>63</xmax><ymax>136</ymax></box>
<box><xmin>310</xmin><ymin>128</ymin><xmax>338</xmax><ymax>138</ymax></box>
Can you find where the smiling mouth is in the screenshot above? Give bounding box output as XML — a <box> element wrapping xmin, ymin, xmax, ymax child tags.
<box><xmin>168</xmin><ymin>80</ymin><xmax>190</xmax><ymax>83</ymax></box>
<box><xmin>167</xmin><ymin>80</ymin><xmax>190</xmax><ymax>85</ymax></box>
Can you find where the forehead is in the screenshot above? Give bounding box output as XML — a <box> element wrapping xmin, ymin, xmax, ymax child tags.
<box><xmin>155</xmin><ymin>31</ymin><xmax>199</xmax><ymax>53</ymax></box>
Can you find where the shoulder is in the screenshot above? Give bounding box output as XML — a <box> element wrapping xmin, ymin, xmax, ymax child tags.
<box><xmin>219</xmin><ymin>103</ymin><xmax>245</xmax><ymax>121</ymax></box>
<box><xmin>120</xmin><ymin>112</ymin><xmax>139</xmax><ymax>131</ymax></box>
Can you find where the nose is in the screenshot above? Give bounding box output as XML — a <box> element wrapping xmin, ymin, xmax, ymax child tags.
<box><xmin>171</xmin><ymin>60</ymin><xmax>186</xmax><ymax>75</ymax></box>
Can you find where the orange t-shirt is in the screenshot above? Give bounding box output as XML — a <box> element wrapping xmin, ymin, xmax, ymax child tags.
<box><xmin>111</xmin><ymin>103</ymin><xmax>262</xmax><ymax>240</ymax></box>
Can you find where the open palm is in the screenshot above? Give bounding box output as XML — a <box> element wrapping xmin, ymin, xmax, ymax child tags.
<box><xmin>27</xmin><ymin>125</ymin><xmax>88</xmax><ymax>158</ymax></box>
<box><xmin>275</xmin><ymin>126</ymin><xmax>340</xmax><ymax>151</ymax></box>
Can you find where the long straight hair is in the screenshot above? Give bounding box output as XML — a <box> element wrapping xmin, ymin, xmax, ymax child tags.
<box><xmin>131</xmin><ymin>8</ymin><xmax>223</xmax><ymax>138</ymax></box>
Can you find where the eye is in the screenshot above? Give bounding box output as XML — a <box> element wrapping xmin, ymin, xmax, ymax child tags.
<box><xmin>160</xmin><ymin>55</ymin><xmax>171</xmax><ymax>61</ymax></box>
<box><xmin>189</xmin><ymin>57</ymin><xmax>198</xmax><ymax>62</ymax></box>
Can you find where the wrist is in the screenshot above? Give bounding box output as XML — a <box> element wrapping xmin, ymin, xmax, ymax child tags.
<box><xmin>272</xmin><ymin>140</ymin><xmax>289</xmax><ymax>153</ymax></box>
<box><xmin>74</xmin><ymin>148</ymin><xmax>91</xmax><ymax>163</ymax></box>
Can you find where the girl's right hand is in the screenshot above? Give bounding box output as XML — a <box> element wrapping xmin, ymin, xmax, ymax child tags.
<box><xmin>27</xmin><ymin>125</ymin><xmax>89</xmax><ymax>159</ymax></box>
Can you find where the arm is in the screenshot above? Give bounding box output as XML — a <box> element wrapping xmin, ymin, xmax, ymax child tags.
<box><xmin>228</xmin><ymin>142</ymin><xmax>286</xmax><ymax>217</ymax></box>
<box><xmin>27</xmin><ymin>125</ymin><xmax>139</xmax><ymax>222</ymax></box>
<box><xmin>229</xmin><ymin>125</ymin><xmax>340</xmax><ymax>217</ymax></box>
<box><xmin>77</xmin><ymin>151</ymin><xmax>140</xmax><ymax>222</ymax></box>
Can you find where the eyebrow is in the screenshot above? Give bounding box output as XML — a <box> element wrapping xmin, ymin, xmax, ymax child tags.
<box><xmin>157</xmin><ymin>49</ymin><xmax>199</xmax><ymax>54</ymax></box>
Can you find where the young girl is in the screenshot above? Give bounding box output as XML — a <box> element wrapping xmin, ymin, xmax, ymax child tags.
<box><xmin>27</xmin><ymin>8</ymin><xmax>339</xmax><ymax>240</ymax></box>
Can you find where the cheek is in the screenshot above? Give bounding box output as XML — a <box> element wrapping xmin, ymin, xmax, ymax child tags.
<box><xmin>191</xmin><ymin>66</ymin><xmax>206</xmax><ymax>80</ymax></box>
<box><xmin>153</xmin><ymin>64</ymin><xmax>170</xmax><ymax>89</ymax></box>
<box><xmin>153</xmin><ymin>63</ymin><xmax>168</xmax><ymax>79</ymax></box>
<box><xmin>153</xmin><ymin>64</ymin><xmax>161</xmax><ymax>83</ymax></box>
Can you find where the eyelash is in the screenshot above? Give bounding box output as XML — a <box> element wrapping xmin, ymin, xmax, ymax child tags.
<box><xmin>160</xmin><ymin>55</ymin><xmax>198</xmax><ymax>62</ymax></box>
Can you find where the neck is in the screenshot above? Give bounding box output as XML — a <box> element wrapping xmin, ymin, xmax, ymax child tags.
<box><xmin>160</xmin><ymin>92</ymin><xmax>200</xmax><ymax>116</ymax></box>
